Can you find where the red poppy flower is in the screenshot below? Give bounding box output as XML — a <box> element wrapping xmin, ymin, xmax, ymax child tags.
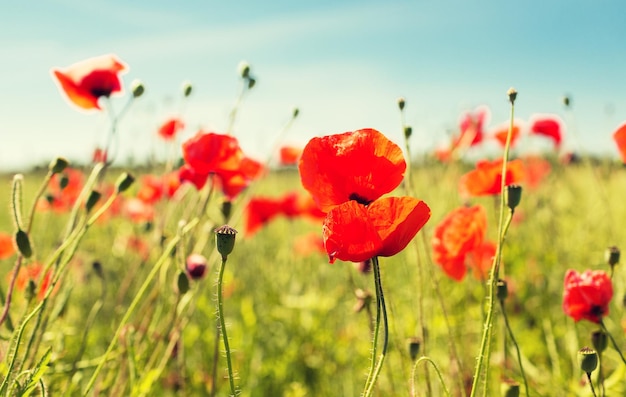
<box><xmin>456</xmin><ymin>106</ymin><xmax>490</xmax><ymax>148</ymax></box>
<box><xmin>492</xmin><ymin>123</ymin><xmax>521</xmax><ymax>148</ymax></box>
<box><xmin>178</xmin><ymin>164</ymin><xmax>210</xmax><ymax>190</ymax></box>
<box><xmin>182</xmin><ymin>131</ymin><xmax>243</xmax><ymax>176</ymax></box>
<box><xmin>123</xmin><ymin>198</ymin><xmax>154</xmax><ymax>223</ymax></box>
<box><xmin>15</xmin><ymin>263</ymin><xmax>54</xmax><ymax>301</ymax></box>
<box><xmin>52</xmin><ymin>54</ymin><xmax>127</xmax><ymax>111</ymax></box>
<box><xmin>158</xmin><ymin>118</ymin><xmax>185</xmax><ymax>141</ymax></box>
<box><xmin>39</xmin><ymin>168</ymin><xmax>85</xmax><ymax>212</ymax></box>
<box><xmin>299</xmin><ymin>128</ymin><xmax>406</xmax><ymax>212</ymax></box>
<box><xmin>466</xmin><ymin>241</ymin><xmax>496</xmax><ymax>280</ymax></box>
<box><xmin>92</xmin><ymin>147</ymin><xmax>108</xmax><ymax>163</ymax></box>
<box><xmin>612</xmin><ymin>122</ymin><xmax>626</xmax><ymax>163</ymax></box>
<box><xmin>563</xmin><ymin>269</ymin><xmax>613</xmax><ymax>323</ymax></box>
<box><xmin>136</xmin><ymin>175</ymin><xmax>164</xmax><ymax>204</ymax></box>
<box><xmin>281</xmin><ymin>192</ymin><xmax>326</xmax><ymax>220</ymax></box>
<box><xmin>293</xmin><ymin>233</ymin><xmax>326</xmax><ymax>256</ymax></box>
<box><xmin>244</xmin><ymin>197</ymin><xmax>284</xmax><ymax>235</ymax></box>
<box><xmin>459</xmin><ymin>158</ymin><xmax>525</xmax><ymax>197</ymax></box>
<box><xmin>278</xmin><ymin>146</ymin><xmax>303</xmax><ymax>166</ymax></box>
<box><xmin>529</xmin><ymin>116</ymin><xmax>563</xmax><ymax>149</ymax></box>
<box><xmin>432</xmin><ymin>205</ymin><xmax>487</xmax><ymax>281</ymax></box>
<box><xmin>0</xmin><ymin>232</ymin><xmax>16</xmax><ymax>260</ymax></box>
<box><xmin>217</xmin><ymin>157</ymin><xmax>264</xmax><ymax>200</ymax></box>
<box><xmin>522</xmin><ymin>155</ymin><xmax>551</xmax><ymax>189</ymax></box>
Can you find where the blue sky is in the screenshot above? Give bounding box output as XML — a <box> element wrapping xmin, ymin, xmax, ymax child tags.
<box><xmin>1</xmin><ymin>0</ymin><xmax>626</xmax><ymax>171</ymax></box>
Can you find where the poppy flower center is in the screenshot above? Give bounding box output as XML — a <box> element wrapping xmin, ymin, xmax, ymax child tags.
<box><xmin>589</xmin><ymin>305</ymin><xmax>605</xmax><ymax>319</ymax></box>
<box><xmin>349</xmin><ymin>193</ymin><xmax>372</xmax><ymax>206</ymax></box>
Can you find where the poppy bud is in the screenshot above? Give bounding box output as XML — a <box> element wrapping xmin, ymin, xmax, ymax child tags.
<box><xmin>507</xmin><ymin>87</ymin><xmax>518</xmax><ymax>104</ymax></box>
<box><xmin>85</xmin><ymin>190</ymin><xmax>102</xmax><ymax>213</ymax></box>
<box><xmin>292</xmin><ymin>107</ymin><xmax>300</xmax><ymax>118</ymax></box>
<box><xmin>506</xmin><ymin>185</ymin><xmax>522</xmax><ymax>211</ymax></box>
<box><xmin>115</xmin><ymin>172</ymin><xmax>135</xmax><ymax>194</ymax></box>
<box><xmin>497</xmin><ymin>279</ymin><xmax>508</xmax><ymax>301</ymax></box>
<box><xmin>407</xmin><ymin>337</ymin><xmax>421</xmax><ymax>361</ymax></box>
<box><xmin>186</xmin><ymin>253</ymin><xmax>208</xmax><ymax>280</ymax></box>
<box><xmin>15</xmin><ymin>229</ymin><xmax>32</xmax><ymax>258</ymax></box>
<box><xmin>238</xmin><ymin>61</ymin><xmax>250</xmax><ymax>79</ymax></box>
<box><xmin>59</xmin><ymin>175</ymin><xmax>70</xmax><ymax>190</ymax></box>
<box><xmin>247</xmin><ymin>77</ymin><xmax>256</xmax><ymax>90</ymax></box>
<box><xmin>500</xmin><ymin>380</ymin><xmax>520</xmax><ymax>397</ymax></box>
<box><xmin>215</xmin><ymin>225</ymin><xmax>237</xmax><ymax>259</ymax></box>
<box><xmin>578</xmin><ymin>347</ymin><xmax>598</xmax><ymax>374</ymax></box>
<box><xmin>604</xmin><ymin>246</ymin><xmax>620</xmax><ymax>267</ymax></box>
<box><xmin>177</xmin><ymin>271</ymin><xmax>190</xmax><ymax>294</ymax></box>
<box><xmin>131</xmin><ymin>79</ymin><xmax>145</xmax><ymax>98</ymax></box>
<box><xmin>404</xmin><ymin>126</ymin><xmax>413</xmax><ymax>140</ymax></box>
<box><xmin>182</xmin><ymin>80</ymin><xmax>193</xmax><ymax>97</ymax></box>
<box><xmin>49</xmin><ymin>157</ymin><xmax>69</xmax><ymax>174</ymax></box>
<box><xmin>563</xmin><ymin>95</ymin><xmax>571</xmax><ymax>108</ymax></box>
<box><xmin>591</xmin><ymin>330</ymin><xmax>608</xmax><ymax>353</ymax></box>
<box><xmin>221</xmin><ymin>200</ymin><xmax>232</xmax><ymax>222</ymax></box>
<box><xmin>397</xmin><ymin>97</ymin><xmax>406</xmax><ymax>111</ymax></box>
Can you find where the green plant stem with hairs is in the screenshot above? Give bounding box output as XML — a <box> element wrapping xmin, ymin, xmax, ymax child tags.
<box><xmin>217</xmin><ymin>254</ymin><xmax>238</xmax><ymax>396</ymax></box>
<box><xmin>499</xmin><ymin>293</ymin><xmax>529</xmax><ymax>396</ymax></box>
<box><xmin>411</xmin><ymin>356</ymin><xmax>451</xmax><ymax>397</ymax></box>
<box><xmin>470</xmin><ymin>89</ymin><xmax>519</xmax><ymax>397</ymax></box>
<box><xmin>362</xmin><ymin>256</ymin><xmax>388</xmax><ymax>397</ymax></box>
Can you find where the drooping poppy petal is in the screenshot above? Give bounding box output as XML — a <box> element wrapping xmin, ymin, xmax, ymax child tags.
<box><xmin>459</xmin><ymin>158</ymin><xmax>525</xmax><ymax>197</ymax></box>
<box><xmin>529</xmin><ymin>116</ymin><xmax>563</xmax><ymax>149</ymax></box>
<box><xmin>563</xmin><ymin>269</ymin><xmax>613</xmax><ymax>323</ymax></box>
<box><xmin>52</xmin><ymin>54</ymin><xmax>127</xmax><ymax>111</ymax></box>
<box><xmin>279</xmin><ymin>146</ymin><xmax>303</xmax><ymax>166</ymax></box>
<box><xmin>612</xmin><ymin>122</ymin><xmax>626</xmax><ymax>163</ymax></box>
<box><xmin>432</xmin><ymin>205</ymin><xmax>487</xmax><ymax>281</ymax></box>
<box><xmin>299</xmin><ymin>129</ymin><xmax>406</xmax><ymax>212</ymax></box>
<box><xmin>158</xmin><ymin>118</ymin><xmax>185</xmax><ymax>140</ymax></box>
<box><xmin>367</xmin><ymin>197</ymin><xmax>431</xmax><ymax>257</ymax></box>
<box><xmin>323</xmin><ymin>201</ymin><xmax>383</xmax><ymax>263</ymax></box>
<box><xmin>182</xmin><ymin>131</ymin><xmax>243</xmax><ymax>175</ymax></box>
<box><xmin>0</xmin><ymin>232</ymin><xmax>16</xmax><ymax>260</ymax></box>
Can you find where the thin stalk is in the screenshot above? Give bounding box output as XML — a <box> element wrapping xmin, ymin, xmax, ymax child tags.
<box><xmin>362</xmin><ymin>257</ymin><xmax>388</xmax><ymax>397</ymax></box>
<box><xmin>217</xmin><ymin>256</ymin><xmax>237</xmax><ymax>396</ymax></box>
<box><xmin>586</xmin><ymin>373</ymin><xmax>598</xmax><ymax>397</ymax></box>
<box><xmin>411</xmin><ymin>357</ymin><xmax>451</xmax><ymax>397</ymax></box>
<box><xmin>499</xmin><ymin>300</ymin><xmax>529</xmax><ymax>396</ymax></box>
<box><xmin>470</xmin><ymin>90</ymin><xmax>516</xmax><ymax>397</ymax></box>
<box><xmin>599</xmin><ymin>321</ymin><xmax>626</xmax><ymax>365</ymax></box>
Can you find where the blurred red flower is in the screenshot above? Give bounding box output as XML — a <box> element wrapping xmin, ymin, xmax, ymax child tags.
<box><xmin>244</xmin><ymin>197</ymin><xmax>284</xmax><ymax>235</ymax></box>
<box><xmin>612</xmin><ymin>122</ymin><xmax>626</xmax><ymax>163</ymax></box>
<box><xmin>522</xmin><ymin>155</ymin><xmax>551</xmax><ymax>189</ymax></box>
<box><xmin>563</xmin><ymin>269</ymin><xmax>613</xmax><ymax>323</ymax></box>
<box><xmin>492</xmin><ymin>123</ymin><xmax>521</xmax><ymax>148</ymax></box>
<box><xmin>39</xmin><ymin>168</ymin><xmax>85</xmax><ymax>212</ymax></box>
<box><xmin>123</xmin><ymin>198</ymin><xmax>154</xmax><ymax>223</ymax></box>
<box><xmin>92</xmin><ymin>147</ymin><xmax>108</xmax><ymax>163</ymax></box>
<box><xmin>300</xmin><ymin>129</ymin><xmax>430</xmax><ymax>263</ymax></box>
<box><xmin>0</xmin><ymin>232</ymin><xmax>15</xmax><ymax>260</ymax></box>
<box><xmin>293</xmin><ymin>233</ymin><xmax>326</xmax><ymax>256</ymax></box>
<box><xmin>52</xmin><ymin>54</ymin><xmax>127</xmax><ymax>111</ymax></box>
<box><xmin>529</xmin><ymin>116</ymin><xmax>563</xmax><ymax>149</ymax></box>
<box><xmin>432</xmin><ymin>205</ymin><xmax>488</xmax><ymax>281</ymax></box>
<box><xmin>136</xmin><ymin>175</ymin><xmax>164</xmax><ymax>204</ymax></box>
<box><xmin>456</xmin><ymin>106</ymin><xmax>490</xmax><ymax>148</ymax></box>
<box><xmin>459</xmin><ymin>158</ymin><xmax>525</xmax><ymax>197</ymax></box>
<box><xmin>15</xmin><ymin>263</ymin><xmax>54</xmax><ymax>301</ymax></box>
<box><xmin>278</xmin><ymin>146</ymin><xmax>303</xmax><ymax>166</ymax></box>
<box><xmin>158</xmin><ymin>118</ymin><xmax>185</xmax><ymax>141</ymax></box>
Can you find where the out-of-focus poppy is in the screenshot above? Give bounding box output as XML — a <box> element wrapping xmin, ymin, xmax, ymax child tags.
<box><xmin>158</xmin><ymin>118</ymin><xmax>185</xmax><ymax>141</ymax></box>
<box><xmin>244</xmin><ymin>197</ymin><xmax>284</xmax><ymax>235</ymax></box>
<box><xmin>529</xmin><ymin>115</ymin><xmax>563</xmax><ymax>149</ymax></box>
<box><xmin>299</xmin><ymin>128</ymin><xmax>406</xmax><ymax>213</ymax></box>
<box><xmin>492</xmin><ymin>123</ymin><xmax>521</xmax><ymax>148</ymax></box>
<box><xmin>293</xmin><ymin>233</ymin><xmax>325</xmax><ymax>256</ymax></box>
<box><xmin>563</xmin><ymin>269</ymin><xmax>613</xmax><ymax>324</ymax></box>
<box><xmin>612</xmin><ymin>122</ymin><xmax>626</xmax><ymax>163</ymax></box>
<box><xmin>178</xmin><ymin>164</ymin><xmax>210</xmax><ymax>190</ymax></box>
<box><xmin>52</xmin><ymin>54</ymin><xmax>127</xmax><ymax>111</ymax></box>
<box><xmin>466</xmin><ymin>240</ymin><xmax>496</xmax><ymax>280</ymax></box>
<box><xmin>123</xmin><ymin>198</ymin><xmax>154</xmax><ymax>223</ymax></box>
<box><xmin>15</xmin><ymin>263</ymin><xmax>54</xmax><ymax>301</ymax></box>
<box><xmin>522</xmin><ymin>155</ymin><xmax>551</xmax><ymax>189</ymax></box>
<box><xmin>459</xmin><ymin>158</ymin><xmax>525</xmax><ymax>197</ymax></box>
<box><xmin>0</xmin><ymin>232</ymin><xmax>15</xmax><ymax>260</ymax></box>
<box><xmin>300</xmin><ymin>128</ymin><xmax>430</xmax><ymax>263</ymax></box>
<box><xmin>39</xmin><ymin>168</ymin><xmax>85</xmax><ymax>212</ymax></box>
<box><xmin>278</xmin><ymin>146</ymin><xmax>303</xmax><ymax>166</ymax></box>
<box><xmin>456</xmin><ymin>106</ymin><xmax>490</xmax><ymax>148</ymax></box>
<box><xmin>432</xmin><ymin>205</ymin><xmax>488</xmax><ymax>281</ymax></box>
<box><xmin>136</xmin><ymin>175</ymin><xmax>164</xmax><ymax>204</ymax></box>
<box><xmin>92</xmin><ymin>147</ymin><xmax>108</xmax><ymax>163</ymax></box>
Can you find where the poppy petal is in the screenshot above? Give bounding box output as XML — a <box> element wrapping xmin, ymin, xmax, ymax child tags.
<box><xmin>612</xmin><ymin>122</ymin><xmax>626</xmax><ymax>163</ymax></box>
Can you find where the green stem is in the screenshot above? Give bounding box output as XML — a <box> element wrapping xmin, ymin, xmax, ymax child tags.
<box><xmin>470</xmin><ymin>91</ymin><xmax>516</xmax><ymax>397</ymax></box>
<box><xmin>599</xmin><ymin>321</ymin><xmax>626</xmax><ymax>365</ymax></box>
<box><xmin>363</xmin><ymin>257</ymin><xmax>388</xmax><ymax>397</ymax></box>
<box><xmin>587</xmin><ymin>373</ymin><xmax>598</xmax><ymax>397</ymax></box>
<box><xmin>82</xmin><ymin>218</ymin><xmax>199</xmax><ymax>395</ymax></box>
<box><xmin>411</xmin><ymin>357</ymin><xmax>451</xmax><ymax>397</ymax></box>
<box><xmin>499</xmin><ymin>300</ymin><xmax>529</xmax><ymax>396</ymax></box>
<box><xmin>217</xmin><ymin>255</ymin><xmax>237</xmax><ymax>396</ymax></box>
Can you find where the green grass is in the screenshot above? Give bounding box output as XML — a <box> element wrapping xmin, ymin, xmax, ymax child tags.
<box><xmin>0</xmin><ymin>159</ymin><xmax>625</xmax><ymax>396</ymax></box>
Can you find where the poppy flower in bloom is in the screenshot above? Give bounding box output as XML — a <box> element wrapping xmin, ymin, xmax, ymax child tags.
<box><xmin>432</xmin><ymin>205</ymin><xmax>488</xmax><ymax>281</ymax></box>
<box><xmin>299</xmin><ymin>128</ymin><xmax>431</xmax><ymax>263</ymax></box>
<box><xmin>244</xmin><ymin>197</ymin><xmax>284</xmax><ymax>235</ymax></box>
<box><xmin>0</xmin><ymin>232</ymin><xmax>16</xmax><ymax>260</ymax></box>
<box><xmin>278</xmin><ymin>146</ymin><xmax>303</xmax><ymax>166</ymax></box>
<box><xmin>562</xmin><ymin>269</ymin><xmax>613</xmax><ymax>323</ymax></box>
<box><xmin>612</xmin><ymin>122</ymin><xmax>626</xmax><ymax>163</ymax></box>
<box><xmin>529</xmin><ymin>116</ymin><xmax>563</xmax><ymax>149</ymax></box>
<box><xmin>52</xmin><ymin>54</ymin><xmax>127</xmax><ymax>111</ymax></box>
<box><xmin>456</xmin><ymin>106</ymin><xmax>490</xmax><ymax>148</ymax></box>
<box><xmin>459</xmin><ymin>158</ymin><xmax>525</xmax><ymax>197</ymax></box>
<box><xmin>158</xmin><ymin>118</ymin><xmax>185</xmax><ymax>141</ymax></box>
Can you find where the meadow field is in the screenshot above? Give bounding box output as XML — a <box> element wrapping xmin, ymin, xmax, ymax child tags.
<box><xmin>0</xmin><ymin>55</ymin><xmax>625</xmax><ymax>397</ymax></box>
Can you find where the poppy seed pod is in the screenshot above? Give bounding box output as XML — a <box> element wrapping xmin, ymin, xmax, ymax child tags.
<box><xmin>591</xmin><ymin>330</ymin><xmax>608</xmax><ymax>353</ymax></box>
<box><xmin>578</xmin><ymin>347</ymin><xmax>598</xmax><ymax>374</ymax></box>
<box><xmin>497</xmin><ymin>279</ymin><xmax>508</xmax><ymax>301</ymax></box>
<box><xmin>115</xmin><ymin>173</ymin><xmax>135</xmax><ymax>194</ymax></box>
<box><xmin>215</xmin><ymin>225</ymin><xmax>237</xmax><ymax>259</ymax></box>
<box><xmin>238</xmin><ymin>61</ymin><xmax>250</xmax><ymax>79</ymax></box>
<box><xmin>500</xmin><ymin>380</ymin><xmax>520</xmax><ymax>397</ymax></box>
<box><xmin>85</xmin><ymin>190</ymin><xmax>102</xmax><ymax>213</ymax></box>
<box><xmin>506</xmin><ymin>185</ymin><xmax>522</xmax><ymax>210</ymax></box>
<box><xmin>507</xmin><ymin>87</ymin><xmax>518</xmax><ymax>104</ymax></box>
<box><xmin>177</xmin><ymin>271</ymin><xmax>190</xmax><ymax>294</ymax></box>
<box><xmin>182</xmin><ymin>80</ymin><xmax>193</xmax><ymax>97</ymax></box>
<box><xmin>407</xmin><ymin>337</ymin><xmax>421</xmax><ymax>361</ymax></box>
<box><xmin>130</xmin><ymin>79</ymin><xmax>145</xmax><ymax>98</ymax></box>
<box><xmin>15</xmin><ymin>230</ymin><xmax>32</xmax><ymax>258</ymax></box>
<box><xmin>404</xmin><ymin>126</ymin><xmax>413</xmax><ymax>140</ymax></box>
<box><xmin>605</xmin><ymin>246</ymin><xmax>620</xmax><ymax>267</ymax></box>
<box><xmin>49</xmin><ymin>157</ymin><xmax>69</xmax><ymax>174</ymax></box>
<box><xmin>397</xmin><ymin>97</ymin><xmax>405</xmax><ymax>111</ymax></box>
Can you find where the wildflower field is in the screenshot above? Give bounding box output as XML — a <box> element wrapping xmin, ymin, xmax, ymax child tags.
<box><xmin>0</xmin><ymin>54</ymin><xmax>625</xmax><ymax>397</ymax></box>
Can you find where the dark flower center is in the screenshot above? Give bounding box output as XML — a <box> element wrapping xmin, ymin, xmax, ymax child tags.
<box><xmin>349</xmin><ymin>193</ymin><xmax>371</xmax><ymax>206</ymax></box>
